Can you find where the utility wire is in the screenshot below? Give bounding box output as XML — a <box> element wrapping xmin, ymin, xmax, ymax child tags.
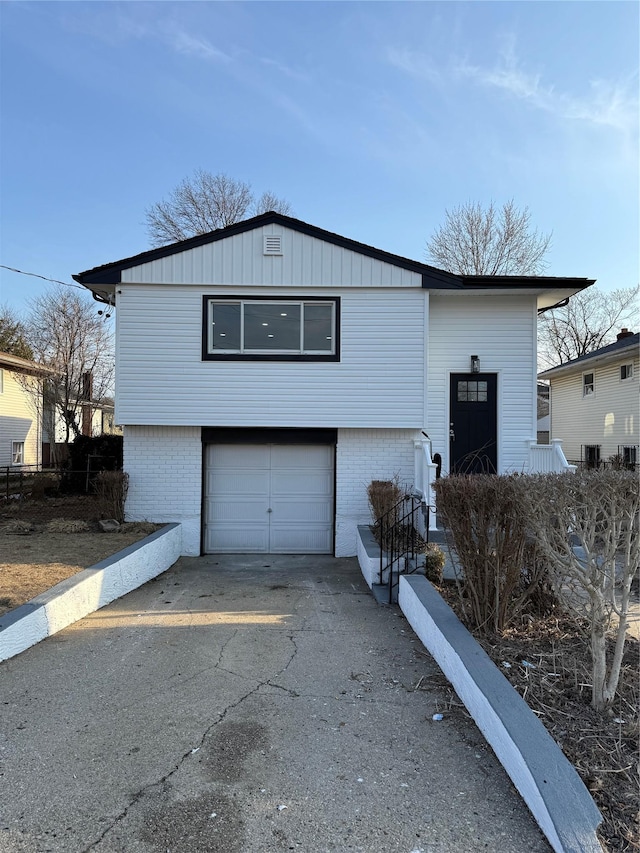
<box><xmin>0</xmin><ymin>265</ymin><xmax>85</xmax><ymax>291</ymax></box>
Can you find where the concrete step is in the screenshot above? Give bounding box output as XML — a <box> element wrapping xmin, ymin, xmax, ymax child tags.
<box><xmin>372</xmin><ymin>583</ymin><xmax>395</xmax><ymax>606</ymax></box>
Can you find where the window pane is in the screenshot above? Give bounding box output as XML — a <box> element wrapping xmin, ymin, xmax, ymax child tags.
<box><xmin>303</xmin><ymin>304</ymin><xmax>333</xmax><ymax>351</ymax></box>
<box><xmin>210</xmin><ymin>303</ymin><xmax>241</xmax><ymax>350</ymax></box>
<box><xmin>244</xmin><ymin>303</ymin><xmax>300</xmax><ymax>350</ymax></box>
<box><xmin>457</xmin><ymin>382</ymin><xmax>467</xmax><ymax>402</ymax></box>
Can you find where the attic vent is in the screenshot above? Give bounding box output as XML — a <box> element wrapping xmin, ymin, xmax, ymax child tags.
<box><xmin>263</xmin><ymin>234</ymin><xmax>282</xmax><ymax>255</ymax></box>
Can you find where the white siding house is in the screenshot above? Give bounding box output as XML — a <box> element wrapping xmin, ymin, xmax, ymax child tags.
<box><xmin>539</xmin><ymin>330</ymin><xmax>639</xmax><ymax>467</ymax></box>
<box><xmin>75</xmin><ymin>212</ymin><xmax>593</xmax><ymax>556</ymax></box>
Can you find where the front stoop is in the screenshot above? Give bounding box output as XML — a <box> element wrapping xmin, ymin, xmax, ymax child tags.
<box><xmin>399</xmin><ymin>575</ymin><xmax>604</xmax><ymax>853</ymax></box>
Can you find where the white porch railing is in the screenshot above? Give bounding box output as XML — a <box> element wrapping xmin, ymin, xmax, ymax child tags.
<box><xmin>526</xmin><ymin>439</ymin><xmax>577</xmax><ymax>473</ymax></box>
<box><xmin>414</xmin><ymin>437</ymin><xmax>439</xmax><ymax>530</ymax></box>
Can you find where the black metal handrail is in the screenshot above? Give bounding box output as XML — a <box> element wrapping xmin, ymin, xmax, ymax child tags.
<box><xmin>377</xmin><ymin>494</ymin><xmax>427</xmax><ymax>604</ymax></box>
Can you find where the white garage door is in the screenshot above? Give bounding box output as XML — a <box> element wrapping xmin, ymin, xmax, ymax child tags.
<box><xmin>204</xmin><ymin>444</ymin><xmax>334</xmax><ymax>554</ymax></box>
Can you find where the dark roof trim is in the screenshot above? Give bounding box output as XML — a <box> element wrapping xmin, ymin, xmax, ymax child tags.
<box><xmin>461</xmin><ymin>276</ymin><xmax>595</xmax><ymax>289</ymax></box>
<box><xmin>539</xmin><ymin>332</ymin><xmax>639</xmax><ymax>376</ymax></box>
<box><xmin>73</xmin><ymin>211</ymin><xmax>463</xmax><ymax>289</ymax></box>
<box><xmin>73</xmin><ymin>211</ymin><xmax>594</xmax><ymax>296</ymax></box>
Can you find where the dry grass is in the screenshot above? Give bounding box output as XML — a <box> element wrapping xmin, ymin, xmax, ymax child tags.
<box><xmin>0</xmin><ymin>496</ymin><xmax>161</xmax><ymax>617</ymax></box>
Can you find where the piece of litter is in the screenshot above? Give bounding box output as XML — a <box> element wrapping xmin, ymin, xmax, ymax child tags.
<box><xmin>400</xmin><ymin>782</ymin><xmax>409</xmax><ymax>788</ymax></box>
<box><xmin>613</xmin><ymin>718</ymin><xmax>626</xmax><ymax>724</ymax></box>
<box><xmin>209</xmin><ymin>812</ymin><xmax>217</xmax><ymax>819</ymax></box>
<box><xmin>260</xmin><ymin>788</ymin><xmax>266</xmax><ymax>793</ymax></box>
<box><xmin>277</xmin><ymin>804</ymin><xmax>287</xmax><ymax>811</ymax></box>
<box><xmin>357</xmin><ymin>777</ymin><xmax>364</xmax><ymax>783</ymax></box>
<box><xmin>521</xmin><ymin>660</ymin><xmax>536</xmax><ymax>669</ymax></box>
<box><xmin>432</xmin><ymin>713</ymin><xmax>443</xmax><ymax>721</ymax></box>
<box><xmin>190</xmin><ymin>747</ymin><xmax>200</xmax><ymax>754</ymax></box>
<box><xmin>501</xmin><ymin>661</ymin><xmax>512</xmax><ymax>668</ymax></box>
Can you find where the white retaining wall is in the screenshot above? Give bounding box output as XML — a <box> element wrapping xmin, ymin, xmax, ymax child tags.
<box><xmin>399</xmin><ymin>575</ymin><xmax>603</xmax><ymax>853</ymax></box>
<box><xmin>0</xmin><ymin>524</ymin><xmax>182</xmax><ymax>663</ymax></box>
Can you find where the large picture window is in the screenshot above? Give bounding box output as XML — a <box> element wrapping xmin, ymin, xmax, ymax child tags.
<box><xmin>203</xmin><ymin>297</ymin><xmax>339</xmax><ymax>361</ymax></box>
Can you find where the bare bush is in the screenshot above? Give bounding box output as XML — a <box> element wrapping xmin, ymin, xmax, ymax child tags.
<box><xmin>367</xmin><ymin>478</ymin><xmax>405</xmax><ymax>550</ymax></box>
<box><xmin>433</xmin><ymin>474</ymin><xmax>552</xmax><ymax>633</ymax></box>
<box><xmin>94</xmin><ymin>471</ymin><xmax>129</xmax><ymax>523</ymax></box>
<box><xmin>367</xmin><ymin>479</ymin><xmax>403</xmax><ymax>525</ymax></box>
<box><xmin>523</xmin><ymin>470</ymin><xmax>639</xmax><ymax>711</ymax></box>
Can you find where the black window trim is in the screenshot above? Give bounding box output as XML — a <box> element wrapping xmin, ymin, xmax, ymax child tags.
<box><xmin>202</xmin><ymin>295</ymin><xmax>341</xmax><ymax>362</ymax></box>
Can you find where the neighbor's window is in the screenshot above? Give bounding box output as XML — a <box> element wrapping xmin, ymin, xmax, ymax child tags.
<box><xmin>583</xmin><ymin>372</ymin><xmax>594</xmax><ymax>396</ymax></box>
<box><xmin>620</xmin><ymin>363</ymin><xmax>633</xmax><ymax>381</ymax></box>
<box><xmin>203</xmin><ymin>298</ymin><xmax>339</xmax><ymax>360</ymax></box>
<box><xmin>12</xmin><ymin>441</ymin><xmax>24</xmax><ymax>465</ymax></box>
<box><xmin>621</xmin><ymin>446</ymin><xmax>637</xmax><ymax>466</ymax></box>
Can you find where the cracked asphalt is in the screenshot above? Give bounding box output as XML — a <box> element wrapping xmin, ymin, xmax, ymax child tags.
<box><xmin>0</xmin><ymin>555</ymin><xmax>551</xmax><ymax>853</ymax></box>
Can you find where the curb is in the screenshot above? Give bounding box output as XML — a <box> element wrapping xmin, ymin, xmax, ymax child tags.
<box><xmin>399</xmin><ymin>574</ymin><xmax>603</xmax><ymax>853</ymax></box>
<box><xmin>0</xmin><ymin>523</ymin><xmax>182</xmax><ymax>663</ymax></box>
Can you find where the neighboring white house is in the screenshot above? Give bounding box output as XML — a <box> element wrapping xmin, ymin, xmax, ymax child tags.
<box><xmin>74</xmin><ymin>212</ymin><xmax>593</xmax><ymax>557</ymax></box>
<box><xmin>539</xmin><ymin>329</ymin><xmax>639</xmax><ymax>468</ymax></box>
<box><xmin>0</xmin><ymin>351</ymin><xmax>55</xmax><ymax>469</ymax></box>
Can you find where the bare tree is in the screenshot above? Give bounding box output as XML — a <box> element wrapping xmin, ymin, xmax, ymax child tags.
<box><xmin>0</xmin><ymin>305</ymin><xmax>33</xmax><ymax>359</ymax></box>
<box><xmin>524</xmin><ymin>470</ymin><xmax>639</xmax><ymax>712</ymax></box>
<box><xmin>23</xmin><ymin>287</ymin><xmax>114</xmax><ymax>463</ymax></box>
<box><xmin>145</xmin><ymin>170</ymin><xmax>293</xmax><ymax>246</ymax></box>
<box><xmin>538</xmin><ymin>285</ymin><xmax>639</xmax><ymax>369</ymax></box>
<box><xmin>426</xmin><ymin>200</ymin><xmax>552</xmax><ymax>275</ymax></box>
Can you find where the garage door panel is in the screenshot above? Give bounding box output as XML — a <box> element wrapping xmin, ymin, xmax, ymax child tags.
<box><xmin>270</xmin><ymin>471</ymin><xmax>333</xmax><ymax>497</ymax></box>
<box><xmin>209</xmin><ymin>471</ymin><xmax>270</xmax><ymax>496</ymax></box>
<box><xmin>271</xmin><ymin>445</ymin><xmax>332</xmax><ymax>467</ymax></box>
<box><xmin>208</xmin><ymin>445</ymin><xmax>270</xmax><ymax>469</ymax></box>
<box><xmin>206</xmin><ymin>498</ymin><xmax>269</xmax><ymax>524</ymax></box>
<box><xmin>206</xmin><ymin>525</ymin><xmax>269</xmax><ymax>553</ymax></box>
<box><xmin>270</xmin><ymin>498</ymin><xmax>332</xmax><ymax>523</ymax></box>
<box><xmin>269</xmin><ymin>526</ymin><xmax>333</xmax><ymax>554</ymax></box>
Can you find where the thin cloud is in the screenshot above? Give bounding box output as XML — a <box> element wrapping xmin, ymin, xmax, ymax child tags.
<box><xmin>169</xmin><ymin>30</ymin><xmax>232</xmax><ymax>63</ymax></box>
<box><xmin>460</xmin><ymin>55</ymin><xmax>637</xmax><ymax>134</ymax></box>
<box><xmin>388</xmin><ymin>45</ymin><xmax>638</xmax><ymax>135</ymax></box>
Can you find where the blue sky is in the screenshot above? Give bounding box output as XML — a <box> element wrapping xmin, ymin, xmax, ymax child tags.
<box><xmin>1</xmin><ymin>1</ymin><xmax>638</xmax><ymax>314</ymax></box>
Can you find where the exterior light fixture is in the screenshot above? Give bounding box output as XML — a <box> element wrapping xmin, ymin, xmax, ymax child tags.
<box><xmin>470</xmin><ymin>355</ymin><xmax>480</xmax><ymax>374</ymax></box>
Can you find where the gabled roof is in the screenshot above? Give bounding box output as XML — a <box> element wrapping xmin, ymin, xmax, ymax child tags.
<box><xmin>539</xmin><ymin>332</ymin><xmax>639</xmax><ymax>379</ymax></box>
<box><xmin>73</xmin><ymin>211</ymin><xmax>594</xmax><ymax>305</ymax></box>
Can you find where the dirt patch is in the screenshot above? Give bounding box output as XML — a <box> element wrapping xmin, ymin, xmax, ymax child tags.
<box><xmin>435</xmin><ymin>581</ymin><xmax>639</xmax><ymax>853</ymax></box>
<box><xmin>0</xmin><ymin>519</ymin><xmax>161</xmax><ymax>617</ymax></box>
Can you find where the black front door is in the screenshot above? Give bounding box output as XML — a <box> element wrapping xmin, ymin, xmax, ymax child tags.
<box><xmin>449</xmin><ymin>374</ymin><xmax>497</xmax><ymax>474</ymax></box>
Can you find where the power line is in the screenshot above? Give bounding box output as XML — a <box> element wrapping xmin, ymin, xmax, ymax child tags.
<box><xmin>0</xmin><ymin>265</ymin><xmax>85</xmax><ymax>291</ymax></box>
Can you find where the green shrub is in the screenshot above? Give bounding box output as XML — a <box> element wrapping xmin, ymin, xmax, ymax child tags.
<box><xmin>423</xmin><ymin>543</ymin><xmax>446</xmax><ymax>584</ymax></box>
<box><xmin>61</xmin><ymin>434</ymin><xmax>124</xmax><ymax>493</ymax></box>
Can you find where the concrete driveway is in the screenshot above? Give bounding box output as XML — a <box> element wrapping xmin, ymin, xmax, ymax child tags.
<box><xmin>0</xmin><ymin>555</ymin><xmax>551</xmax><ymax>853</ymax></box>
